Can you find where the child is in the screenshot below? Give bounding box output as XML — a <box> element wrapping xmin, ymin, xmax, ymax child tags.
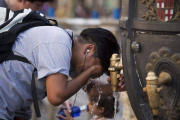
<box><xmin>88</xmin><ymin>95</ymin><xmax>119</xmax><ymax>120</ymax></box>
<box><xmin>58</xmin><ymin>95</ymin><xmax>119</xmax><ymax>120</ymax></box>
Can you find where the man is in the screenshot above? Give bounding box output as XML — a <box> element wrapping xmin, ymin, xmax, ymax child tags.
<box><xmin>0</xmin><ymin>0</ymin><xmax>53</xmax><ymax>25</ymax></box>
<box><xmin>0</xmin><ymin>0</ymin><xmax>82</xmax><ymax>119</ymax></box>
<box><xmin>2</xmin><ymin>0</ymin><xmax>51</xmax><ymax>11</ymax></box>
<box><xmin>0</xmin><ymin>24</ymin><xmax>122</xmax><ymax>119</ymax></box>
<box><xmin>0</xmin><ymin>1</ymin><xmax>125</xmax><ymax>119</ymax></box>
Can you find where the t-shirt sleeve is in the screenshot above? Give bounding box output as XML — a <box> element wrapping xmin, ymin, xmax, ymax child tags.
<box><xmin>31</xmin><ymin>43</ymin><xmax>71</xmax><ymax>80</ymax></box>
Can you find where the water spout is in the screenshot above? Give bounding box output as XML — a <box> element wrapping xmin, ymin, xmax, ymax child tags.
<box><xmin>108</xmin><ymin>54</ymin><xmax>123</xmax><ymax>92</ymax></box>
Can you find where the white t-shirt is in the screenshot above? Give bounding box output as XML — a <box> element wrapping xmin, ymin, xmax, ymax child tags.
<box><xmin>0</xmin><ymin>26</ymin><xmax>72</xmax><ymax>119</ymax></box>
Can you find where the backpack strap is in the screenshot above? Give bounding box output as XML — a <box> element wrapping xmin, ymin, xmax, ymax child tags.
<box><xmin>5</xmin><ymin>51</ymin><xmax>41</xmax><ymax>117</ymax></box>
<box><xmin>31</xmin><ymin>68</ymin><xmax>41</xmax><ymax>117</ymax></box>
<box><xmin>65</xmin><ymin>31</ymin><xmax>74</xmax><ymax>47</ymax></box>
<box><xmin>0</xmin><ymin>9</ymin><xmax>24</xmax><ymax>29</ymax></box>
<box><xmin>5</xmin><ymin>51</ymin><xmax>30</xmax><ymax>64</ymax></box>
<box><xmin>5</xmin><ymin>8</ymin><xmax>10</xmax><ymax>21</ymax></box>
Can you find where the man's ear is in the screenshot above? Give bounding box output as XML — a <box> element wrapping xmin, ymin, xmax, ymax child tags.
<box><xmin>98</xmin><ymin>107</ymin><xmax>105</xmax><ymax>114</ymax></box>
<box><xmin>84</xmin><ymin>44</ymin><xmax>95</xmax><ymax>55</ymax></box>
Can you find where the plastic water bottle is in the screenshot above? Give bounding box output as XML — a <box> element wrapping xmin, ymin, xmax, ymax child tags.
<box><xmin>58</xmin><ymin>105</ymin><xmax>87</xmax><ymax>120</ymax></box>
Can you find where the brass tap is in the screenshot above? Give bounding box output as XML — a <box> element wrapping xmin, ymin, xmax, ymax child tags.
<box><xmin>143</xmin><ymin>71</ymin><xmax>172</xmax><ymax>116</ymax></box>
<box><xmin>108</xmin><ymin>54</ymin><xmax>123</xmax><ymax>92</ymax></box>
<box><xmin>158</xmin><ymin>72</ymin><xmax>172</xmax><ymax>85</ymax></box>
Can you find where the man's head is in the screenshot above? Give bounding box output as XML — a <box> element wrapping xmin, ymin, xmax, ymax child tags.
<box><xmin>71</xmin><ymin>28</ymin><xmax>120</xmax><ymax>76</ymax></box>
<box><xmin>5</xmin><ymin>0</ymin><xmax>53</xmax><ymax>11</ymax></box>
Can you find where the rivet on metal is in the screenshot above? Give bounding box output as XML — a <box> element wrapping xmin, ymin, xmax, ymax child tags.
<box><xmin>131</xmin><ymin>41</ymin><xmax>140</xmax><ymax>53</ymax></box>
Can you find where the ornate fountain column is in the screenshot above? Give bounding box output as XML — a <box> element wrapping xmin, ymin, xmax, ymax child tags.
<box><xmin>120</xmin><ymin>0</ymin><xmax>180</xmax><ymax>119</ymax></box>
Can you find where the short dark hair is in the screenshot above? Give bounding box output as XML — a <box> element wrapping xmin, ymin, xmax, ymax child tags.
<box><xmin>27</xmin><ymin>0</ymin><xmax>54</xmax><ymax>2</ymax></box>
<box><xmin>79</xmin><ymin>28</ymin><xmax>120</xmax><ymax>76</ymax></box>
<box><xmin>91</xmin><ymin>95</ymin><xmax>119</xmax><ymax>118</ymax></box>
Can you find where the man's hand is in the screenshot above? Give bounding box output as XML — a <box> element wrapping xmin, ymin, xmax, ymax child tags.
<box><xmin>59</xmin><ymin>100</ymin><xmax>72</xmax><ymax>113</ymax></box>
<box><xmin>58</xmin><ymin>110</ymin><xmax>74</xmax><ymax>120</ymax></box>
<box><xmin>89</xmin><ymin>65</ymin><xmax>103</xmax><ymax>79</ymax></box>
<box><xmin>107</xmin><ymin>74</ymin><xmax>126</xmax><ymax>92</ymax></box>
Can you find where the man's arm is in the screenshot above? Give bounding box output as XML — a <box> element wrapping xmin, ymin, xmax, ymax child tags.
<box><xmin>46</xmin><ymin>65</ymin><xmax>102</xmax><ymax>106</ymax></box>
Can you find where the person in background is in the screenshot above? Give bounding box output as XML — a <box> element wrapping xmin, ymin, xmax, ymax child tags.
<box><xmin>58</xmin><ymin>95</ymin><xmax>119</xmax><ymax>120</ymax></box>
<box><xmin>0</xmin><ymin>0</ymin><xmax>53</xmax><ymax>24</ymax></box>
<box><xmin>75</xmin><ymin>0</ymin><xmax>90</xmax><ymax>18</ymax></box>
<box><xmin>3</xmin><ymin>0</ymin><xmax>52</xmax><ymax>11</ymax></box>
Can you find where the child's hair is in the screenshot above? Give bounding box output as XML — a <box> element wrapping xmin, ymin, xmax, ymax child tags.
<box><xmin>91</xmin><ymin>95</ymin><xmax>119</xmax><ymax>118</ymax></box>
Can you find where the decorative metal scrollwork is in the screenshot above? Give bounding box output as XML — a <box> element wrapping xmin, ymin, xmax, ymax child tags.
<box><xmin>145</xmin><ymin>47</ymin><xmax>180</xmax><ymax>112</ymax></box>
<box><xmin>146</xmin><ymin>47</ymin><xmax>180</xmax><ymax>72</ymax></box>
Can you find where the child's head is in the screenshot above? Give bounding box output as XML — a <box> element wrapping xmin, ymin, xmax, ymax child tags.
<box><xmin>87</xmin><ymin>95</ymin><xmax>119</xmax><ymax>118</ymax></box>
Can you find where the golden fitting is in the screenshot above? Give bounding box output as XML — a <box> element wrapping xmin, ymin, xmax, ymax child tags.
<box><xmin>108</xmin><ymin>54</ymin><xmax>123</xmax><ymax>92</ymax></box>
<box><xmin>143</xmin><ymin>71</ymin><xmax>159</xmax><ymax>116</ymax></box>
<box><xmin>143</xmin><ymin>71</ymin><xmax>172</xmax><ymax>116</ymax></box>
<box><xmin>158</xmin><ymin>72</ymin><xmax>172</xmax><ymax>85</ymax></box>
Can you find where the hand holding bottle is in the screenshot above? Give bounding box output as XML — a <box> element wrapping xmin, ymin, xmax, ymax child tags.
<box><xmin>58</xmin><ymin>110</ymin><xmax>74</xmax><ymax>120</ymax></box>
<box><xmin>59</xmin><ymin>100</ymin><xmax>72</xmax><ymax>113</ymax></box>
<box><xmin>58</xmin><ymin>105</ymin><xmax>87</xmax><ymax>120</ymax></box>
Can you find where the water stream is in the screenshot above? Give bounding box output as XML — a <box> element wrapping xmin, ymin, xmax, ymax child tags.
<box><xmin>113</xmin><ymin>91</ymin><xmax>118</xmax><ymax>119</ymax></box>
<box><xmin>91</xmin><ymin>81</ymin><xmax>102</xmax><ymax>114</ymax></box>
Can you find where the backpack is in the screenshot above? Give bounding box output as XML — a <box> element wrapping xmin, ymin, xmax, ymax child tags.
<box><xmin>0</xmin><ymin>8</ymin><xmax>73</xmax><ymax>118</ymax></box>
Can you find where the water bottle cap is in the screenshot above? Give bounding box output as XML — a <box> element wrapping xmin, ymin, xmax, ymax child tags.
<box><xmin>80</xmin><ymin>105</ymin><xmax>87</xmax><ymax>111</ymax></box>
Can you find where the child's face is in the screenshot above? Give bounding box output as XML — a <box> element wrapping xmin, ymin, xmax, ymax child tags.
<box><xmin>87</xmin><ymin>101</ymin><xmax>99</xmax><ymax>115</ymax></box>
